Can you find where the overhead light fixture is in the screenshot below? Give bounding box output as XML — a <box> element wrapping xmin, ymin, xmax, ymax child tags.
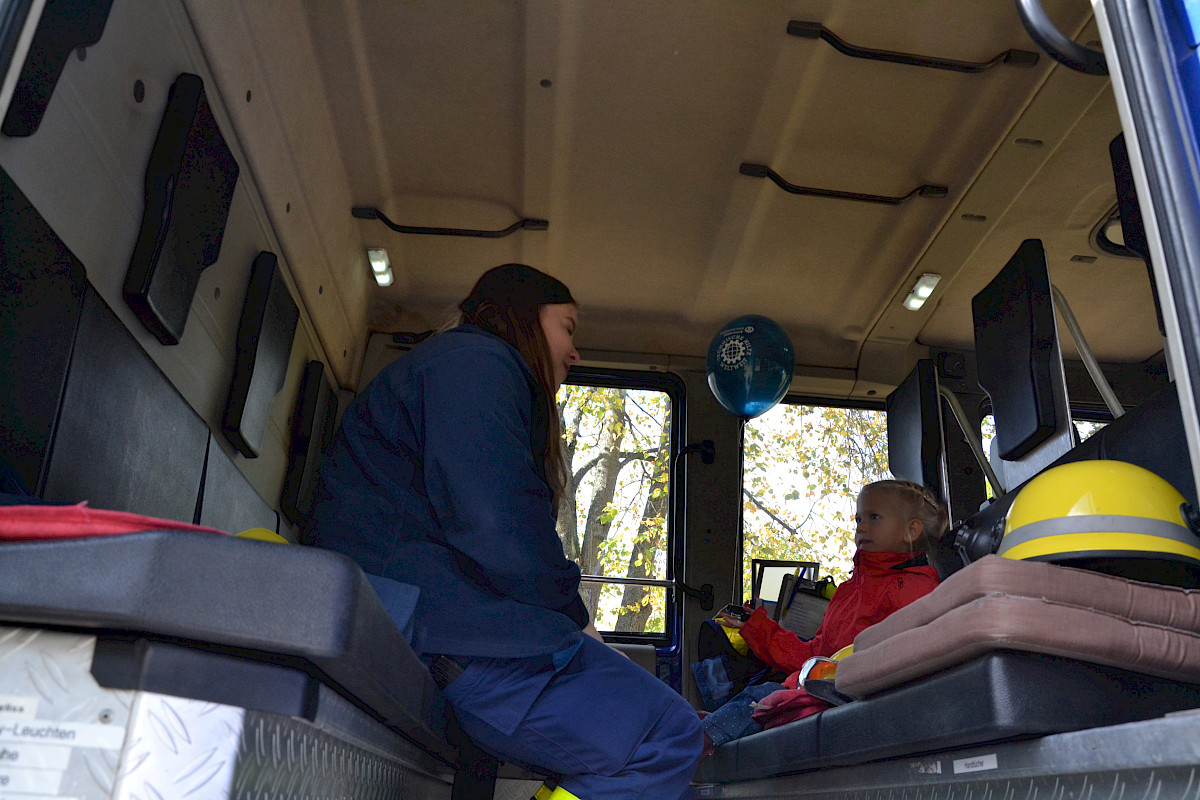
<box><xmin>366</xmin><ymin>247</ymin><xmax>393</xmax><ymax>287</ymax></box>
<box><xmin>903</xmin><ymin>273</ymin><xmax>941</xmax><ymax>311</ymax></box>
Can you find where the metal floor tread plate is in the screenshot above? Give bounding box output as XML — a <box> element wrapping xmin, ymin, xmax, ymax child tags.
<box><xmin>0</xmin><ymin>625</ymin><xmax>456</xmax><ymax>799</ymax></box>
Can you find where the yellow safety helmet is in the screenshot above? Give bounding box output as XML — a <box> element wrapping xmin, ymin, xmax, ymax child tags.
<box><xmin>1000</xmin><ymin>460</ymin><xmax>1200</xmax><ymax>585</ymax></box>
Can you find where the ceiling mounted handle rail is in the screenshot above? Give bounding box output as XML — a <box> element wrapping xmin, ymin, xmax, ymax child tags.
<box><xmin>740</xmin><ymin>163</ymin><xmax>948</xmax><ymax>206</ymax></box>
<box><xmin>352</xmin><ymin>206</ymin><xmax>549</xmax><ymax>238</ymax></box>
<box><xmin>1012</xmin><ymin>0</ymin><xmax>1107</xmax><ymax>75</ymax></box>
<box><xmin>787</xmin><ymin>20</ymin><xmax>1039</xmax><ymax>73</ymax></box>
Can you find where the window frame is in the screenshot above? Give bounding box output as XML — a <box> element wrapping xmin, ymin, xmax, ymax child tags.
<box><xmin>560</xmin><ymin>366</ymin><xmax>685</xmax><ymax>645</ymax></box>
<box><xmin>738</xmin><ymin>394</ymin><xmax>887</xmax><ymax>599</ymax></box>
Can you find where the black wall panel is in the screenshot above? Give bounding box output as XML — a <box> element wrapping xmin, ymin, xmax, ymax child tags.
<box><xmin>0</xmin><ymin>164</ymin><xmax>88</xmax><ymax>493</ymax></box>
<box><xmin>199</xmin><ymin>433</ymin><xmax>279</xmax><ymax>535</ymax></box>
<box><xmin>42</xmin><ymin>290</ymin><xmax>208</xmax><ymax>522</ymax></box>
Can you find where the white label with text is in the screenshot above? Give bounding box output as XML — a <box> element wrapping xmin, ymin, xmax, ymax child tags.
<box><xmin>0</xmin><ymin>720</ymin><xmax>124</xmax><ymax>751</ymax></box>
<box><xmin>0</xmin><ymin>766</ymin><xmax>63</xmax><ymax>794</ymax></box>
<box><xmin>0</xmin><ymin>699</ymin><xmax>36</xmax><ymax>721</ymax></box>
<box><xmin>953</xmin><ymin>753</ymin><xmax>998</xmax><ymax>774</ymax></box>
<box><xmin>0</xmin><ymin>743</ymin><xmax>71</xmax><ymax>770</ymax></box>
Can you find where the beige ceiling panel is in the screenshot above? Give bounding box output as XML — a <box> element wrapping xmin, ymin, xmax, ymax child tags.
<box><xmin>918</xmin><ymin>79</ymin><xmax>1160</xmax><ymax>364</ymax></box>
<box><xmin>180</xmin><ymin>0</ymin><xmax>1120</xmax><ymax>393</ymax></box>
<box><xmin>873</xmin><ymin>56</ymin><xmax>1115</xmax><ymax>356</ymax></box>
<box><xmin>703</xmin><ymin>3</ymin><xmax>1073</xmax><ymax>373</ymax></box>
<box><xmin>851</xmin><ymin>340</ymin><xmax>931</xmax><ymax>400</ymax></box>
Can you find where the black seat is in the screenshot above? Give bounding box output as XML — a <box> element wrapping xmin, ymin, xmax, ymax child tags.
<box><xmin>695</xmin><ymin>650</ymin><xmax>1200</xmax><ymax>783</ymax></box>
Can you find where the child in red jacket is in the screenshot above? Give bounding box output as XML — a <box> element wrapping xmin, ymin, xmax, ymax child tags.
<box><xmin>702</xmin><ymin>479</ymin><xmax>946</xmax><ymax>750</ymax></box>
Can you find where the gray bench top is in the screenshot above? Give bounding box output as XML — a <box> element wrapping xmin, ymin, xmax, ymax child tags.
<box><xmin>695</xmin><ymin>650</ymin><xmax>1200</xmax><ymax>783</ymax></box>
<box><xmin>0</xmin><ymin>530</ymin><xmax>454</xmax><ymax>762</ymax></box>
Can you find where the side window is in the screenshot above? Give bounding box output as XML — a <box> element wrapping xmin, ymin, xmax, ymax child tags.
<box><xmin>742</xmin><ymin>402</ymin><xmax>889</xmax><ymax>595</ymax></box>
<box><xmin>980</xmin><ymin>413</ymin><xmax>1108</xmax><ymax>496</ymax></box>
<box><xmin>556</xmin><ymin>374</ymin><xmax>677</xmax><ymax>638</ymax></box>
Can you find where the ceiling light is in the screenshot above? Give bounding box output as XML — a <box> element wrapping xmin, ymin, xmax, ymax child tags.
<box><xmin>903</xmin><ymin>273</ymin><xmax>941</xmax><ymax>311</ymax></box>
<box><xmin>366</xmin><ymin>247</ymin><xmax>393</xmax><ymax>287</ymax></box>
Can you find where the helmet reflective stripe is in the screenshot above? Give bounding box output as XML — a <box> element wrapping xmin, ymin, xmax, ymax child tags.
<box><xmin>999</xmin><ymin>514</ymin><xmax>1197</xmax><ymax>555</ymax></box>
<box><xmin>1002</xmin><ymin>531</ymin><xmax>1200</xmax><ymax>562</ymax></box>
<box><xmin>998</xmin><ymin>460</ymin><xmax>1200</xmax><ymax>576</ymax></box>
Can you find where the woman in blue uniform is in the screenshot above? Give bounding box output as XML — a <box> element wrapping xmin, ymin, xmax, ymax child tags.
<box><xmin>308</xmin><ymin>264</ymin><xmax>703</xmax><ymax>800</ymax></box>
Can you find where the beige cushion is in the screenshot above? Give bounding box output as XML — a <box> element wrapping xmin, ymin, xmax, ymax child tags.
<box><xmin>837</xmin><ymin>556</ymin><xmax>1200</xmax><ymax>698</ymax></box>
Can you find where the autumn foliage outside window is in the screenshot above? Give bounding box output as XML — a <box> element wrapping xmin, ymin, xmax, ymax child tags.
<box><xmin>554</xmin><ymin>389</ymin><xmax>921</xmax><ymax>632</ymax></box>
<box><xmin>556</xmin><ymin>384</ymin><xmax>673</xmax><ymax>634</ymax></box>
<box><xmin>742</xmin><ymin>403</ymin><xmax>890</xmax><ymax>596</ymax></box>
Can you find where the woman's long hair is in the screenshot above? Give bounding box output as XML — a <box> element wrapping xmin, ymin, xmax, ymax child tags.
<box><xmin>460</xmin><ymin>297</ymin><xmax>570</xmax><ymax>503</ymax></box>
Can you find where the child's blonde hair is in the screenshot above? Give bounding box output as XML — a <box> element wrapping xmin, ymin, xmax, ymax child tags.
<box><xmin>859</xmin><ymin>479</ymin><xmax>949</xmax><ymax>553</ymax></box>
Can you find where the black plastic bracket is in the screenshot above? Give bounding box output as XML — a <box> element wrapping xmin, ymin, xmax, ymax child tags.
<box><xmin>678</xmin><ymin>439</ymin><xmax>715</xmax><ymax>465</ymax></box>
<box><xmin>352</xmin><ymin>206</ymin><xmax>548</xmax><ymax>238</ymax></box>
<box><xmin>222</xmin><ymin>251</ymin><xmax>299</xmax><ymax>458</ymax></box>
<box><xmin>280</xmin><ymin>360</ymin><xmax>338</xmax><ymax>526</ymax></box>
<box><xmin>740</xmin><ymin>163</ymin><xmax>947</xmax><ymax>206</ymax></box>
<box><xmin>787</xmin><ymin>20</ymin><xmax>1039</xmax><ymax>73</ymax></box>
<box><xmin>2</xmin><ymin>0</ymin><xmax>115</xmax><ymax>137</ymax></box>
<box><xmin>124</xmin><ymin>73</ymin><xmax>239</xmax><ymax>345</ymax></box>
<box><xmin>92</xmin><ymin>634</ymin><xmax>320</xmax><ymax>721</ymax></box>
<box><xmin>676</xmin><ymin>579</ymin><xmax>715</xmax><ymax>611</ymax></box>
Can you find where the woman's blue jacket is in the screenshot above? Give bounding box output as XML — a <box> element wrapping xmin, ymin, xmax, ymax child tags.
<box><xmin>307</xmin><ymin>325</ymin><xmax>589</xmax><ymax>659</ymax></box>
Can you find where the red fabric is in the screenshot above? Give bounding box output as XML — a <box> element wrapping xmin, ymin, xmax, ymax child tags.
<box><xmin>0</xmin><ymin>503</ymin><xmax>228</xmax><ymax>540</ymax></box>
<box><xmin>750</xmin><ymin>686</ymin><xmax>829</xmax><ymax>730</ymax></box>
<box><xmin>739</xmin><ymin>549</ymin><xmax>940</xmax><ymax>675</ymax></box>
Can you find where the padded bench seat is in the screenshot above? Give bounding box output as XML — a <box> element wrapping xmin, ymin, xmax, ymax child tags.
<box><xmin>699</xmin><ymin>556</ymin><xmax>1200</xmax><ymax>784</ymax></box>
<box><xmin>0</xmin><ymin>530</ymin><xmax>454</xmax><ymax>762</ymax></box>
<box><xmin>695</xmin><ymin>649</ymin><xmax>1200</xmax><ymax>783</ymax></box>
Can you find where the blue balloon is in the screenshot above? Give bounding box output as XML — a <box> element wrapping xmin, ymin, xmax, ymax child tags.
<box><xmin>707</xmin><ymin>315</ymin><xmax>795</xmax><ymax>419</ymax></box>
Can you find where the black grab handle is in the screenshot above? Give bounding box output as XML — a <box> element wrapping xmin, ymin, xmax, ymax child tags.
<box><xmin>1014</xmin><ymin>0</ymin><xmax>1107</xmax><ymax>75</ymax></box>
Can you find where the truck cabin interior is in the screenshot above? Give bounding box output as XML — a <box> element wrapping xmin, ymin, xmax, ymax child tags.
<box><xmin>2</xmin><ymin>0</ymin><xmax>1199</xmax><ymax>798</ymax></box>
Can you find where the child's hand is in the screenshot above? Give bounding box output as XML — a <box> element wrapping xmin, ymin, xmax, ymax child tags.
<box><xmin>716</xmin><ymin>611</ymin><xmax>743</xmax><ymax>628</ymax></box>
<box><xmin>717</xmin><ymin>602</ymin><xmax>753</xmax><ymax>628</ymax></box>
